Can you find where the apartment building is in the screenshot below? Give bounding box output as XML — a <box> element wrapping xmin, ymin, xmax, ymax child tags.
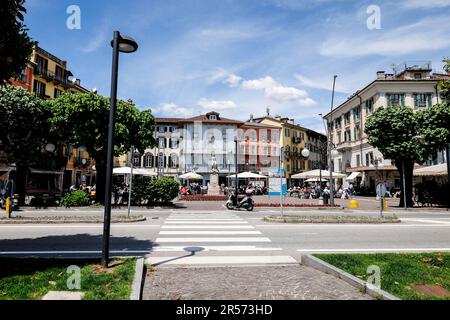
<box><xmin>324</xmin><ymin>61</ymin><xmax>450</xmax><ymax>192</ymax></box>
<box><xmin>124</xmin><ymin>112</ymin><xmax>280</xmax><ymax>187</ymax></box>
<box><xmin>254</xmin><ymin>112</ymin><xmax>326</xmax><ymax>184</ymax></box>
<box><xmin>6</xmin><ymin>45</ymin><xmax>93</xmax><ymax>192</ymax></box>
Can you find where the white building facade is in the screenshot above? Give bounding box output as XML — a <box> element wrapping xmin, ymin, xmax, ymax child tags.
<box><xmin>324</xmin><ymin>62</ymin><xmax>449</xmax><ymax>193</ymax></box>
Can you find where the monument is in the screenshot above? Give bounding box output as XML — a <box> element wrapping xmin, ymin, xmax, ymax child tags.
<box><xmin>208</xmin><ymin>154</ymin><xmax>221</xmax><ymax>196</ymax></box>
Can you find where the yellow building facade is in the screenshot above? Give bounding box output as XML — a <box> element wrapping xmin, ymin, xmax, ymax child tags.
<box><xmin>257</xmin><ymin>116</ymin><xmax>309</xmax><ymax>179</ymax></box>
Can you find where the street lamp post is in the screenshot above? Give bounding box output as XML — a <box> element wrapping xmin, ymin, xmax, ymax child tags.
<box><xmin>234</xmin><ymin>137</ymin><xmax>238</xmax><ymax>205</ymax></box>
<box><xmin>329</xmin><ymin>75</ymin><xmax>338</xmax><ymax>205</ymax></box>
<box><xmin>102</xmin><ymin>31</ymin><xmax>138</xmax><ymax>268</ymax></box>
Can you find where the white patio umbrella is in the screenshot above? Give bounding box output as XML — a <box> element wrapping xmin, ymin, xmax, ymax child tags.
<box><xmin>113</xmin><ymin>167</ymin><xmax>157</xmax><ymax>177</ymax></box>
<box><xmin>179</xmin><ymin>172</ymin><xmax>204</xmax><ymax>180</ymax></box>
<box><xmin>305</xmin><ymin>178</ymin><xmax>328</xmax><ymax>183</ymax></box>
<box><xmin>291</xmin><ymin>170</ymin><xmax>347</xmax><ymax>179</ymax></box>
<box><xmin>227</xmin><ymin>172</ymin><xmax>268</xmax><ymax>179</ymax></box>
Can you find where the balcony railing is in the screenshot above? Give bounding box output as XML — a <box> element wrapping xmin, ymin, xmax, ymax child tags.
<box><xmin>34</xmin><ymin>66</ymin><xmax>72</xmax><ymax>87</ymax></box>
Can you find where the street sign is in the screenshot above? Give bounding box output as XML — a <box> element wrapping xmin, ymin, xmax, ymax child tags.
<box><xmin>269</xmin><ymin>178</ymin><xmax>287</xmax><ymax>196</ymax></box>
<box><xmin>376</xmin><ymin>183</ymin><xmax>387</xmax><ymax>198</ymax></box>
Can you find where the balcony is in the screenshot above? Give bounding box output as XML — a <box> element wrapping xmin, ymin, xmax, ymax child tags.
<box><xmin>336</xmin><ymin>141</ymin><xmax>352</xmax><ymax>152</ymax></box>
<box><xmin>34</xmin><ymin>66</ymin><xmax>72</xmax><ymax>87</ymax></box>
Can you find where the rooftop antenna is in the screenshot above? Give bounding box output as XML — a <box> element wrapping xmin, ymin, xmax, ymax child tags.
<box><xmin>266</xmin><ymin>106</ymin><xmax>270</xmax><ymax>117</ymax></box>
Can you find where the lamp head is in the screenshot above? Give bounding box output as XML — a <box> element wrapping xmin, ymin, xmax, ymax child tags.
<box><xmin>112</xmin><ymin>34</ymin><xmax>139</xmax><ymax>53</ymax></box>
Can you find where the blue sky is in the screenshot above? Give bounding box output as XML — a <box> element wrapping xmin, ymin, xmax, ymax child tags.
<box><xmin>24</xmin><ymin>0</ymin><xmax>450</xmax><ymax>133</ymax></box>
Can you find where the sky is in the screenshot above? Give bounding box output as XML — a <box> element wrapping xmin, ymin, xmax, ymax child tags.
<box><xmin>23</xmin><ymin>0</ymin><xmax>450</xmax><ymax>133</ymax></box>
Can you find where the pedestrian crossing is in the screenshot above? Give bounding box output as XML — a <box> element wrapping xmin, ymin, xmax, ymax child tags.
<box><xmin>145</xmin><ymin>213</ymin><xmax>297</xmax><ymax>267</ymax></box>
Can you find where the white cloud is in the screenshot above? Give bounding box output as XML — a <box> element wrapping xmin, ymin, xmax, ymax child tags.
<box><xmin>225</xmin><ymin>74</ymin><xmax>243</xmax><ymax>87</ymax></box>
<box><xmin>198</xmin><ymin>98</ymin><xmax>237</xmax><ymax>110</ymax></box>
<box><xmin>295</xmin><ymin>74</ymin><xmax>350</xmax><ymax>93</ymax></box>
<box><xmin>320</xmin><ymin>16</ymin><xmax>450</xmax><ymax>58</ymax></box>
<box><xmin>241</xmin><ymin>76</ymin><xmax>315</xmax><ymax>105</ymax></box>
<box><xmin>154</xmin><ymin>103</ymin><xmax>194</xmax><ymax>118</ymax></box>
<box><xmin>402</xmin><ymin>0</ymin><xmax>450</xmax><ymax>9</ymax></box>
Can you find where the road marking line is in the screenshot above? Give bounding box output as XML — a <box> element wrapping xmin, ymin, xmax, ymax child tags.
<box><xmin>145</xmin><ymin>255</ymin><xmax>297</xmax><ymax>265</ymax></box>
<box><xmin>166</xmin><ymin>219</ymin><xmax>243</xmax><ymax>221</ymax></box>
<box><xmin>159</xmin><ymin>231</ymin><xmax>262</xmax><ymax>235</ymax></box>
<box><xmin>297</xmin><ymin>248</ymin><xmax>450</xmax><ymax>253</ymax></box>
<box><xmin>165</xmin><ymin>221</ymin><xmax>248</xmax><ymax>224</ymax></box>
<box><xmin>155</xmin><ymin>237</ymin><xmax>271</xmax><ymax>243</ymax></box>
<box><xmin>401</xmin><ymin>218</ymin><xmax>450</xmax><ymax>225</ymax></box>
<box><xmin>161</xmin><ymin>225</ymin><xmax>255</xmax><ymax>229</ymax></box>
<box><xmin>0</xmin><ymin>250</ymin><xmax>151</xmax><ymax>255</ymax></box>
<box><xmin>152</xmin><ymin>246</ymin><xmax>283</xmax><ymax>252</ymax></box>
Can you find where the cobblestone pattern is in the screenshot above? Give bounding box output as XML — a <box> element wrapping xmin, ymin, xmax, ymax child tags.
<box><xmin>143</xmin><ymin>266</ymin><xmax>372</xmax><ymax>300</ymax></box>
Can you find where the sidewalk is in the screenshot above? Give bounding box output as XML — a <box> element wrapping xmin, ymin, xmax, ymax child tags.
<box><xmin>143</xmin><ymin>265</ymin><xmax>372</xmax><ymax>300</ymax></box>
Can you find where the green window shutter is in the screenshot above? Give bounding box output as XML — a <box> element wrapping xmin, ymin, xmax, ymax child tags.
<box><xmin>387</xmin><ymin>94</ymin><xmax>391</xmax><ymax>107</ymax></box>
<box><xmin>414</xmin><ymin>94</ymin><xmax>418</xmax><ymax>108</ymax></box>
<box><xmin>401</xmin><ymin>94</ymin><xmax>405</xmax><ymax>106</ymax></box>
<box><xmin>427</xmin><ymin>94</ymin><xmax>432</xmax><ymax>107</ymax></box>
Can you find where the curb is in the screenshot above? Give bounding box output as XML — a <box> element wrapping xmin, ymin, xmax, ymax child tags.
<box><xmin>263</xmin><ymin>216</ymin><xmax>401</xmax><ymax>224</ymax></box>
<box><xmin>130</xmin><ymin>257</ymin><xmax>145</xmax><ymax>300</ymax></box>
<box><xmin>0</xmin><ymin>217</ymin><xmax>146</xmax><ymax>225</ymax></box>
<box><xmin>301</xmin><ymin>254</ymin><xmax>400</xmax><ymax>300</ymax></box>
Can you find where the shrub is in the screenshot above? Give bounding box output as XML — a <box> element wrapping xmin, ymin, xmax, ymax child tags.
<box><xmin>129</xmin><ymin>177</ymin><xmax>180</xmax><ymax>204</ymax></box>
<box><xmin>60</xmin><ymin>191</ymin><xmax>90</xmax><ymax>207</ymax></box>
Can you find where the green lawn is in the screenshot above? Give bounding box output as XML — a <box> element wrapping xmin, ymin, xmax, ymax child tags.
<box><xmin>0</xmin><ymin>258</ymin><xmax>136</xmax><ymax>300</ymax></box>
<box><xmin>315</xmin><ymin>253</ymin><xmax>450</xmax><ymax>300</ymax></box>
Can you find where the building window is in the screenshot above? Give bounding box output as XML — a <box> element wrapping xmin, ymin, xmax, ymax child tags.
<box><xmin>414</xmin><ymin>93</ymin><xmax>432</xmax><ymax>109</ymax></box>
<box><xmin>354</xmin><ymin>126</ymin><xmax>360</xmax><ymax>140</ymax></box>
<box><xmin>344</xmin><ymin>129</ymin><xmax>351</xmax><ymax>142</ymax></box>
<box><xmin>158</xmin><ymin>138</ymin><xmax>166</xmax><ymax>148</ymax></box>
<box><xmin>285</xmin><ymin>128</ymin><xmax>290</xmax><ymax>137</ymax></box>
<box><xmin>169</xmin><ymin>154</ymin><xmax>178</xmax><ymax>168</ymax></box>
<box><xmin>366</xmin><ymin>152</ymin><xmax>374</xmax><ymax>166</ymax></box>
<box><xmin>387</xmin><ymin>93</ymin><xmax>405</xmax><ymax>107</ymax></box>
<box><xmin>170</xmin><ymin>139</ymin><xmax>178</xmax><ymax>149</ymax></box>
<box><xmin>133</xmin><ymin>154</ymin><xmax>141</xmax><ymax>167</ymax></box>
<box><xmin>335</xmin><ymin>117</ymin><xmax>341</xmax><ymax>129</ymax></box>
<box><xmin>157</xmin><ymin>126</ymin><xmax>166</xmax><ymax>133</ymax></box>
<box><xmin>169</xmin><ymin>126</ymin><xmax>177</xmax><ymax>133</ymax></box>
<box><xmin>144</xmin><ymin>154</ymin><xmax>154</xmax><ymax>168</ymax></box>
<box><xmin>353</xmin><ymin>106</ymin><xmax>361</xmax><ymax>121</ymax></box>
<box><xmin>33</xmin><ymin>80</ymin><xmax>46</xmax><ymax>98</ymax></box>
<box><xmin>356</xmin><ymin>154</ymin><xmax>361</xmax><ymax>167</ymax></box>
<box><xmin>209</xmin><ymin>115</ymin><xmax>217</xmax><ymax>120</ymax></box>
<box><xmin>54</xmin><ymin>88</ymin><xmax>63</xmax><ymax>98</ymax></box>
<box><xmin>17</xmin><ymin>68</ymin><xmax>27</xmax><ymax>83</ymax></box>
<box><xmin>414</xmin><ymin>73</ymin><xmax>422</xmax><ymax>80</ymax></box>
<box><xmin>365</xmin><ymin>98</ymin><xmax>374</xmax><ymax>114</ymax></box>
<box><xmin>344</xmin><ymin>112</ymin><xmax>350</xmax><ymax>125</ymax></box>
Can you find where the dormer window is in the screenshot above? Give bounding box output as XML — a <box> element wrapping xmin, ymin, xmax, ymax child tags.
<box><xmin>209</xmin><ymin>114</ymin><xmax>217</xmax><ymax>120</ymax></box>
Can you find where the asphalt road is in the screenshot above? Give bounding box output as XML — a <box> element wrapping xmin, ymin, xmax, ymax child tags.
<box><xmin>1</xmin><ymin>209</ymin><xmax>450</xmax><ymax>266</ymax></box>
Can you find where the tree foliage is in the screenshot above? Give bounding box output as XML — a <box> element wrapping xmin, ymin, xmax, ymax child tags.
<box><xmin>49</xmin><ymin>92</ymin><xmax>157</xmax><ymax>203</ymax></box>
<box><xmin>438</xmin><ymin>58</ymin><xmax>450</xmax><ymax>103</ymax></box>
<box><xmin>0</xmin><ymin>86</ymin><xmax>51</xmax><ymax>203</ymax></box>
<box><xmin>0</xmin><ymin>0</ymin><xmax>35</xmax><ymax>84</ymax></box>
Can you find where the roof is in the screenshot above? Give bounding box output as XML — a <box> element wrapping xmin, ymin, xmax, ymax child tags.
<box><xmin>241</xmin><ymin>122</ymin><xmax>279</xmax><ymax>129</ymax></box>
<box><xmin>178</xmin><ymin>112</ymin><xmax>244</xmax><ymax>125</ymax></box>
<box><xmin>156</xmin><ymin>117</ymin><xmax>183</xmax><ymax>124</ymax></box>
<box><xmin>253</xmin><ymin>116</ymin><xmax>309</xmax><ymax>131</ymax></box>
<box><xmin>324</xmin><ymin>76</ymin><xmax>450</xmax><ymax>119</ymax></box>
<box><xmin>414</xmin><ymin>163</ymin><xmax>448</xmax><ymax>177</ymax></box>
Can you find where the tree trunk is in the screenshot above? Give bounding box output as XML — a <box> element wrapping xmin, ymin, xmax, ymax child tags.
<box><xmin>15</xmin><ymin>164</ymin><xmax>28</xmax><ymax>206</ymax></box>
<box><xmin>398</xmin><ymin>160</ymin><xmax>415</xmax><ymax>208</ymax></box>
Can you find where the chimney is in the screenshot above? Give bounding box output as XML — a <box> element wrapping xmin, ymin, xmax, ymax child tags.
<box><xmin>249</xmin><ymin>114</ymin><xmax>254</xmax><ymax>122</ymax></box>
<box><xmin>377</xmin><ymin>71</ymin><xmax>385</xmax><ymax>80</ymax></box>
<box><xmin>289</xmin><ymin>119</ymin><xmax>295</xmax><ymax>125</ymax></box>
<box><xmin>275</xmin><ymin>115</ymin><xmax>281</xmax><ymax>121</ymax></box>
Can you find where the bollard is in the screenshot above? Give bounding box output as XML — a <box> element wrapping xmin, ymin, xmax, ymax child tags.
<box><xmin>6</xmin><ymin>197</ymin><xmax>11</xmax><ymax>219</ymax></box>
<box><xmin>349</xmin><ymin>200</ymin><xmax>359</xmax><ymax>209</ymax></box>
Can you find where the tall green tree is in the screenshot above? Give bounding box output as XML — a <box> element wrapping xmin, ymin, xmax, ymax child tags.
<box><xmin>365</xmin><ymin>106</ymin><xmax>430</xmax><ymax>208</ymax></box>
<box><xmin>0</xmin><ymin>0</ymin><xmax>35</xmax><ymax>84</ymax></box>
<box><xmin>0</xmin><ymin>86</ymin><xmax>51</xmax><ymax>204</ymax></box>
<box><xmin>49</xmin><ymin>93</ymin><xmax>156</xmax><ymax>203</ymax></box>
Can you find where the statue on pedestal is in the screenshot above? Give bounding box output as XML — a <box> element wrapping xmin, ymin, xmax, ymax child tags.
<box><xmin>208</xmin><ymin>154</ymin><xmax>221</xmax><ymax>195</ymax></box>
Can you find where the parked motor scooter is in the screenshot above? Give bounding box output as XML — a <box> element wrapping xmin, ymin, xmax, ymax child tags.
<box><xmin>226</xmin><ymin>191</ymin><xmax>255</xmax><ymax>211</ymax></box>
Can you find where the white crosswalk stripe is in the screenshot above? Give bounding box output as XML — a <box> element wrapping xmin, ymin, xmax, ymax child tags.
<box><xmin>147</xmin><ymin>213</ymin><xmax>297</xmax><ymax>267</ymax></box>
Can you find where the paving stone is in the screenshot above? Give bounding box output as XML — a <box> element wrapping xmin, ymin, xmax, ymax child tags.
<box><xmin>143</xmin><ymin>265</ymin><xmax>371</xmax><ymax>300</ymax></box>
<box><xmin>42</xmin><ymin>291</ymin><xmax>84</xmax><ymax>300</ymax></box>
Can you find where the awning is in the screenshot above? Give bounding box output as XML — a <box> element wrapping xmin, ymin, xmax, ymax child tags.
<box><xmin>346</xmin><ymin>172</ymin><xmax>361</xmax><ymax>181</ymax></box>
<box><xmin>29</xmin><ymin>168</ymin><xmax>64</xmax><ymax>175</ymax></box>
<box><xmin>414</xmin><ymin>164</ymin><xmax>448</xmax><ymax>177</ymax></box>
<box><xmin>227</xmin><ymin>172</ymin><xmax>268</xmax><ymax>179</ymax></box>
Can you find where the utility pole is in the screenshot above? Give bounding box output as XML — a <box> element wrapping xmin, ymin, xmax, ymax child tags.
<box><xmin>329</xmin><ymin>75</ymin><xmax>338</xmax><ymax>206</ymax></box>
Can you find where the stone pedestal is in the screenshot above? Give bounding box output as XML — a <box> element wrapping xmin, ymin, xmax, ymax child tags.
<box><xmin>208</xmin><ymin>172</ymin><xmax>221</xmax><ymax>196</ymax></box>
